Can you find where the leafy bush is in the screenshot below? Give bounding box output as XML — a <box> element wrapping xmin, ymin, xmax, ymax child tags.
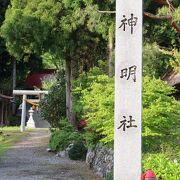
<box><xmin>82</xmin><ymin>75</ymin><xmax>114</xmax><ymax>147</ymax></box>
<box><xmin>73</xmin><ymin>67</ymin><xmax>104</xmax><ymax>117</ymax></box>
<box><xmin>143</xmin><ymin>43</ymin><xmax>171</xmax><ymax>78</ymax></box>
<box><xmin>73</xmin><ymin>68</ymin><xmax>114</xmax><ymax>147</ymax></box>
<box><xmin>49</xmin><ymin>129</ymin><xmax>81</xmax><ymax>151</ymax></box>
<box><xmin>68</xmin><ymin>141</ymin><xmax>87</xmax><ymax>160</ymax></box>
<box><xmin>73</xmin><ymin>68</ymin><xmax>180</xmax><ymax>149</ymax></box>
<box><xmin>142</xmin><ymin>134</ymin><xmax>179</xmax><ymax>158</ymax></box>
<box><xmin>49</xmin><ymin>118</ymin><xmax>81</xmax><ymax>151</ymax></box>
<box><xmin>143</xmin><ymin>154</ymin><xmax>179</xmax><ymax>180</ymax></box>
<box><xmin>39</xmin><ymin>71</ymin><xmax>66</xmax><ymax>128</ymax></box>
<box><xmin>143</xmin><ymin>76</ymin><xmax>180</xmax><ymax>135</ymax></box>
<box><xmin>169</xmin><ymin>49</ymin><xmax>180</xmax><ymax>73</ymax></box>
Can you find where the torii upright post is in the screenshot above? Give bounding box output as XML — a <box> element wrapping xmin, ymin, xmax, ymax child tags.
<box><xmin>21</xmin><ymin>94</ymin><xmax>27</xmax><ymax>132</ymax></box>
<box><xmin>114</xmin><ymin>1</ymin><xmax>142</xmax><ymax>179</ymax></box>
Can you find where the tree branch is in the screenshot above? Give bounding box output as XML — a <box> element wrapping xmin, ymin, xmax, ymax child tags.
<box><xmin>98</xmin><ymin>10</ymin><xmax>116</xmax><ymax>14</ymax></box>
<box><xmin>171</xmin><ymin>21</ymin><xmax>180</xmax><ymax>33</ymax></box>
<box><xmin>154</xmin><ymin>0</ymin><xmax>173</xmax><ymax>6</ymax></box>
<box><xmin>166</xmin><ymin>0</ymin><xmax>175</xmax><ymax>12</ymax></box>
<box><xmin>144</xmin><ymin>11</ymin><xmax>171</xmax><ymax>20</ymax></box>
<box><xmin>159</xmin><ymin>46</ymin><xmax>173</xmax><ymax>55</ymax></box>
<box><xmin>144</xmin><ymin>11</ymin><xmax>180</xmax><ymax>32</ymax></box>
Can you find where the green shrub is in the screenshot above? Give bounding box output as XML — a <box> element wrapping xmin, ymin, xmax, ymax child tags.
<box><xmin>73</xmin><ymin>69</ymin><xmax>114</xmax><ymax>147</ymax></box>
<box><xmin>73</xmin><ymin>67</ymin><xmax>180</xmax><ymax>149</ymax></box>
<box><xmin>143</xmin><ymin>76</ymin><xmax>180</xmax><ymax>135</ymax></box>
<box><xmin>73</xmin><ymin>67</ymin><xmax>104</xmax><ymax>117</ymax></box>
<box><xmin>49</xmin><ymin>129</ymin><xmax>81</xmax><ymax>151</ymax></box>
<box><xmin>49</xmin><ymin>129</ymin><xmax>69</xmax><ymax>151</ymax></box>
<box><xmin>143</xmin><ymin>43</ymin><xmax>171</xmax><ymax>78</ymax></box>
<box><xmin>142</xmin><ymin>134</ymin><xmax>179</xmax><ymax>157</ymax></box>
<box><xmin>39</xmin><ymin>71</ymin><xmax>66</xmax><ymax>128</ymax></box>
<box><xmin>143</xmin><ymin>154</ymin><xmax>179</xmax><ymax>180</ymax></box>
<box><xmin>49</xmin><ymin>118</ymin><xmax>81</xmax><ymax>151</ymax></box>
<box><xmin>82</xmin><ymin>75</ymin><xmax>114</xmax><ymax>145</ymax></box>
<box><xmin>68</xmin><ymin>141</ymin><xmax>87</xmax><ymax>160</ymax></box>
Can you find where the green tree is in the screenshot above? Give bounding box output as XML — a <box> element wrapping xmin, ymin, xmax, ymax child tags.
<box><xmin>143</xmin><ymin>0</ymin><xmax>180</xmax><ymax>77</ymax></box>
<box><xmin>1</xmin><ymin>0</ymin><xmax>109</xmax><ymax>125</ymax></box>
<box><xmin>144</xmin><ymin>0</ymin><xmax>180</xmax><ymax>33</ymax></box>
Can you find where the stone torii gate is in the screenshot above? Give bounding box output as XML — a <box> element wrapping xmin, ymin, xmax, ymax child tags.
<box><xmin>13</xmin><ymin>90</ymin><xmax>48</xmax><ymax>132</ymax></box>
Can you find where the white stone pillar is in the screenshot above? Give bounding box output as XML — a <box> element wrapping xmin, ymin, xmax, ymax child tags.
<box><xmin>114</xmin><ymin>1</ymin><xmax>142</xmax><ymax>179</ymax></box>
<box><xmin>20</xmin><ymin>94</ymin><xmax>27</xmax><ymax>132</ymax></box>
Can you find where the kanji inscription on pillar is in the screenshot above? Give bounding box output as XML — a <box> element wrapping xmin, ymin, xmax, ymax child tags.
<box><xmin>117</xmin><ymin>115</ymin><xmax>137</xmax><ymax>131</ymax></box>
<box><xmin>114</xmin><ymin>1</ymin><xmax>142</xmax><ymax>180</ymax></box>
<box><xmin>120</xmin><ymin>65</ymin><xmax>137</xmax><ymax>82</ymax></box>
<box><xmin>119</xmin><ymin>13</ymin><xmax>138</xmax><ymax>34</ymax></box>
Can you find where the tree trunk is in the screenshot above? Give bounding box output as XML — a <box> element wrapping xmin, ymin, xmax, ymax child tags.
<box><xmin>70</xmin><ymin>59</ymin><xmax>78</xmax><ymax>127</ymax></box>
<box><xmin>65</xmin><ymin>59</ymin><xmax>71</xmax><ymax>121</ymax></box>
<box><xmin>1</xmin><ymin>101</ymin><xmax>4</xmax><ymax>125</ymax></box>
<box><xmin>108</xmin><ymin>27</ymin><xmax>114</xmax><ymax>77</ymax></box>
<box><xmin>12</xmin><ymin>58</ymin><xmax>16</xmax><ymax>114</ymax></box>
<box><xmin>65</xmin><ymin>57</ymin><xmax>78</xmax><ymax>127</ymax></box>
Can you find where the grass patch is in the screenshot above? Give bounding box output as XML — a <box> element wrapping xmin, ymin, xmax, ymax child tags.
<box><xmin>0</xmin><ymin>126</ymin><xmax>30</xmax><ymax>155</ymax></box>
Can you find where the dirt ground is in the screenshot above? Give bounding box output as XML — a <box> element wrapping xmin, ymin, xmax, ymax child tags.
<box><xmin>0</xmin><ymin>129</ymin><xmax>102</xmax><ymax>180</ymax></box>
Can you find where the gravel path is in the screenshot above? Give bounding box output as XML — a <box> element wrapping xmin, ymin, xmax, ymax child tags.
<box><xmin>0</xmin><ymin>129</ymin><xmax>102</xmax><ymax>180</ymax></box>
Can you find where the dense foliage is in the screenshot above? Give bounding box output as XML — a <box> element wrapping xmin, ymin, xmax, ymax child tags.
<box><xmin>68</xmin><ymin>141</ymin><xmax>87</xmax><ymax>160</ymax></box>
<box><xmin>39</xmin><ymin>72</ymin><xmax>66</xmax><ymax>128</ymax></box>
<box><xmin>143</xmin><ymin>77</ymin><xmax>180</xmax><ymax>134</ymax></box>
<box><xmin>73</xmin><ymin>68</ymin><xmax>114</xmax><ymax>147</ymax></box>
<box><xmin>49</xmin><ymin>118</ymin><xmax>81</xmax><ymax>151</ymax></box>
<box><xmin>73</xmin><ymin>67</ymin><xmax>180</xmax><ymax>178</ymax></box>
<box><xmin>73</xmin><ymin>68</ymin><xmax>180</xmax><ymax>148</ymax></box>
<box><xmin>0</xmin><ymin>0</ymin><xmax>109</xmax><ymax>71</ymax></box>
<box><xmin>143</xmin><ymin>154</ymin><xmax>179</xmax><ymax>180</ymax></box>
<box><xmin>143</xmin><ymin>43</ymin><xmax>171</xmax><ymax>77</ymax></box>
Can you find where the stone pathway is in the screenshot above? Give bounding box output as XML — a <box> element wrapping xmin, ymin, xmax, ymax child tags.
<box><xmin>0</xmin><ymin>129</ymin><xmax>102</xmax><ymax>180</ymax></box>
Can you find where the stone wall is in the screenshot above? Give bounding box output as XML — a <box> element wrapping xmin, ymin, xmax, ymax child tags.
<box><xmin>86</xmin><ymin>144</ymin><xmax>113</xmax><ymax>178</ymax></box>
